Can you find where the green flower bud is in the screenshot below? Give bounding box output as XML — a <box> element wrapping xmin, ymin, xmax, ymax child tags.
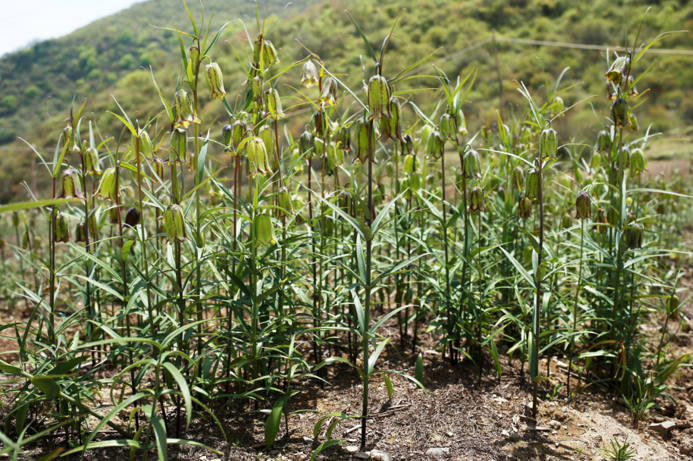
<box><xmin>463</xmin><ymin>150</ymin><xmax>481</xmax><ymax>179</ymax></box>
<box><xmin>455</xmin><ymin>109</ymin><xmax>468</xmax><ymax>136</ymax></box>
<box><xmin>575</xmin><ymin>192</ymin><xmax>591</xmax><ymax>219</ymax></box>
<box><xmin>75</xmin><ymin>221</ymin><xmax>88</xmax><ymax>243</ymax></box>
<box><xmin>625</xmin><ymin>222</ymin><xmax>643</xmax><ymax>249</ymax></box>
<box><xmin>265</xmin><ymin>88</ymin><xmax>285</xmax><ymax>118</ymax></box>
<box><xmin>254</xmin><ymin>213</ymin><xmax>276</xmax><ymax>246</ymax></box>
<box><xmin>222</xmin><ymin>124</ymin><xmax>233</xmax><ymax>154</ymax></box>
<box><xmin>539</xmin><ymin>128</ymin><xmax>558</xmax><ymax>160</ymax></box>
<box><xmin>525</xmin><ymin>167</ymin><xmax>540</xmax><ymax>200</ymax></box>
<box><xmin>258</xmin><ymin>125</ymin><xmax>275</xmax><ymax>159</ymax></box>
<box><xmin>403</xmin><ymin>154</ymin><xmax>417</xmax><ymax>175</ymax></box>
<box><xmin>299</xmin><ymin>129</ymin><xmax>314</xmax><ymax>157</ymax></box>
<box><xmin>425</xmin><ymin>130</ymin><xmax>444</xmax><ymax>159</ymax></box>
<box><xmin>338</xmin><ymin>126</ymin><xmax>351</xmax><ymax>152</ymax></box>
<box><xmin>54</xmin><ymin>212</ymin><xmax>70</xmax><ymax>243</ymax></box>
<box><xmin>468</xmin><ymin>186</ymin><xmax>487</xmax><ymax>212</ymax></box>
<box><xmin>440</xmin><ymin>113</ymin><xmax>456</xmax><ymax>144</ymax></box>
<box><xmin>62</xmin><ymin>125</ymin><xmax>79</xmax><ymax>154</ymax></box>
<box><xmin>247</xmin><ymin>137</ymin><xmax>271</xmax><ymax>177</ymax></box>
<box><xmin>326</xmin><ymin>142</ymin><xmax>338</xmax><ymax>176</ymax></box>
<box><xmin>124</xmin><ymin>207</ymin><xmax>141</xmax><ymax>228</ymax></box>
<box><xmin>12</xmin><ymin>211</ymin><xmax>19</xmax><ymax>227</ymax></box>
<box><xmin>301</xmin><ymin>60</ymin><xmax>319</xmax><ymax>88</ymax></box>
<box><xmin>164</xmin><ymin>204</ymin><xmax>187</xmax><ymax>244</ymax></box>
<box><xmin>402</xmin><ymin>133</ymin><xmax>414</xmax><ymax>154</ymax></box>
<box><xmin>629</xmin><ymin>148</ymin><xmax>647</xmax><ymax>175</ymax></box>
<box><xmin>189</xmin><ymin>45</ymin><xmax>200</xmax><ymax>76</ymax></box>
<box><xmin>604</xmin><ymin>54</ymin><xmax>630</xmax><ymax>85</ymax></box>
<box><xmin>594</xmin><ymin>207</ymin><xmax>609</xmax><ymax>234</ymax></box>
<box><xmin>85</xmin><ymin>147</ymin><xmax>102</xmax><ymax>175</ymax></box>
<box><xmin>591</xmin><ymin>152</ymin><xmax>602</xmax><ymax>169</ymax></box>
<box><xmin>277</xmin><ymin>187</ymin><xmax>294</xmax><ymax>218</ymax></box>
<box><xmin>22</xmin><ymin>231</ymin><xmax>29</xmax><ymax>249</ymax></box>
<box><xmin>173</xmin><ymin>90</ymin><xmax>200</xmax><ymax>129</ymax></box>
<box><xmin>562</xmin><ymin>213</ymin><xmax>572</xmax><ymax>229</ymax></box>
<box><xmin>254</xmin><ymin>37</ymin><xmax>279</xmax><ymax>68</ymax></box>
<box><xmin>89</xmin><ymin>214</ymin><xmax>98</xmax><ymax>238</ymax></box>
<box><xmin>168</xmin><ymin>128</ymin><xmax>188</xmax><ymax>165</ymax></box>
<box><xmin>551</xmin><ymin>96</ymin><xmax>565</xmax><ymax>118</ymax></box>
<box><xmin>512</xmin><ymin>166</ymin><xmax>524</xmax><ymax>190</ymax></box>
<box><xmin>132</xmin><ymin>129</ymin><xmax>153</xmax><ymax>160</ymax></box>
<box><xmin>626</xmin><ymin>75</ymin><xmax>638</xmax><ymax>97</ymax></box>
<box><xmin>611</xmin><ymin>97</ymin><xmax>629</xmax><ymax>128</ymax></box>
<box><xmin>231</xmin><ymin>120</ymin><xmax>246</xmax><ymax>155</ymax></box>
<box><xmin>319</xmin><ymin>77</ymin><xmax>338</xmax><ymax>107</ymax></box>
<box><xmin>355</xmin><ymin>117</ymin><xmax>376</xmax><ymax>163</ymax></box>
<box><xmin>666</xmin><ymin>295</ymin><xmax>680</xmax><ymax>319</ymax></box>
<box><xmin>205</xmin><ymin>62</ymin><xmax>226</xmax><ymax>100</ymax></box>
<box><xmin>367</xmin><ymin>71</ymin><xmax>391</xmax><ymax>121</ymax></box>
<box><xmin>58</xmin><ymin>168</ymin><xmax>85</xmax><ymax>200</ymax></box>
<box><xmin>518</xmin><ymin>196</ymin><xmax>532</xmax><ymax>219</ymax></box>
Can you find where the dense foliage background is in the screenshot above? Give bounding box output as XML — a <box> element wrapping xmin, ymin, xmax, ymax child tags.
<box><xmin>0</xmin><ymin>0</ymin><xmax>691</xmax><ymax>202</ymax></box>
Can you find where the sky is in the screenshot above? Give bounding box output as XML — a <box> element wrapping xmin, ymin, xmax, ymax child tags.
<box><xmin>0</xmin><ymin>0</ymin><xmax>145</xmax><ymax>56</ymax></box>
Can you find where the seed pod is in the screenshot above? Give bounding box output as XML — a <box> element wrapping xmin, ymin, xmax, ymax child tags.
<box><xmin>265</xmin><ymin>88</ymin><xmax>285</xmax><ymax>118</ymax></box>
<box><xmin>132</xmin><ymin>129</ymin><xmax>153</xmax><ymax>160</ymax></box>
<box><xmin>604</xmin><ymin>55</ymin><xmax>630</xmax><ymax>85</ymax></box>
<box><xmin>463</xmin><ymin>150</ymin><xmax>481</xmax><ymax>179</ymax></box>
<box><xmin>22</xmin><ymin>231</ymin><xmax>29</xmax><ymax>249</ymax></box>
<box><xmin>299</xmin><ymin>128</ymin><xmax>314</xmax><ymax>158</ymax></box>
<box><xmin>666</xmin><ymin>295</ymin><xmax>680</xmax><ymax>319</ymax></box>
<box><xmin>253</xmin><ymin>37</ymin><xmax>279</xmax><ymax>68</ymax></box>
<box><xmin>594</xmin><ymin>207</ymin><xmax>608</xmax><ymax>233</ymax></box>
<box><xmin>173</xmin><ymin>90</ymin><xmax>200</xmax><ymax>129</ymax></box>
<box><xmin>402</xmin><ymin>133</ymin><xmax>414</xmax><ymax>155</ymax></box>
<box><xmin>164</xmin><ymin>204</ymin><xmax>187</xmax><ymax>243</ymax></box>
<box><xmin>301</xmin><ymin>60</ymin><xmax>319</xmax><ymax>88</ymax></box>
<box><xmin>168</xmin><ymin>128</ymin><xmax>188</xmax><ymax>165</ymax></box>
<box><xmin>425</xmin><ymin>130</ymin><xmax>444</xmax><ymax>159</ymax></box>
<box><xmin>595</xmin><ymin>130</ymin><xmax>611</xmax><ymax>153</ymax></box>
<box><xmin>84</xmin><ymin>147</ymin><xmax>102</xmax><ymax>175</ymax></box>
<box><xmin>562</xmin><ymin>214</ymin><xmax>572</xmax><ymax>229</ymax></box>
<box><xmin>611</xmin><ymin>98</ymin><xmax>629</xmax><ymax>128</ymax></box>
<box><xmin>12</xmin><ymin>211</ymin><xmax>19</xmax><ymax>227</ymax></box>
<box><xmin>629</xmin><ymin>148</ymin><xmax>647</xmax><ymax>175</ymax></box>
<box><xmin>62</xmin><ymin>125</ymin><xmax>80</xmax><ymax>154</ymax></box>
<box><xmin>75</xmin><ymin>221</ymin><xmax>88</xmax><ymax>243</ymax></box>
<box><xmin>277</xmin><ymin>187</ymin><xmax>294</xmax><ymax>218</ymax></box>
<box><xmin>54</xmin><ymin>212</ymin><xmax>70</xmax><ymax>243</ymax></box>
<box><xmin>387</xmin><ymin>97</ymin><xmax>403</xmax><ymax>142</ymax></box>
<box><xmin>525</xmin><ymin>167</ymin><xmax>540</xmax><ymax>200</ymax></box>
<box><xmin>258</xmin><ymin>125</ymin><xmax>275</xmax><ymax>159</ymax></box>
<box><xmin>254</xmin><ymin>213</ymin><xmax>276</xmax><ymax>246</ymax></box>
<box><xmin>625</xmin><ymin>222</ymin><xmax>643</xmax><ymax>249</ymax></box>
<box><xmin>403</xmin><ymin>154</ymin><xmax>417</xmax><ymax>175</ymax></box>
<box><xmin>468</xmin><ymin>187</ymin><xmax>487</xmax><ymax>212</ymax></box>
<box><xmin>205</xmin><ymin>62</ymin><xmax>226</xmax><ymax>100</ymax></box>
<box><xmin>367</xmin><ymin>70</ymin><xmax>391</xmax><ymax>121</ymax></box>
<box><xmin>591</xmin><ymin>152</ymin><xmax>602</xmax><ymax>169</ymax></box>
<box><xmin>440</xmin><ymin>113</ymin><xmax>456</xmax><ymax>144</ymax></box>
<box><xmin>231</xmin><ymin>120</ymin><xmax>246</xmax><ymax>154</ymax></box>
<box><xmin>124</xmin><ymin>207</ymin><xmax>141</xmax><ymax>228</ymax></box>
<box><xmin>247</xmin><ymin>137</ymin><xmax>271</xmax><ymax>177</ymax></box>
<box><xmin>455</xmin><ymin>109</ymin><xmax>468</xmax><ymax>136</ymax></box>
<box><xmin>189</xmin><ymin>45</ymin><xmax>200</xmax><ymax>76</ymax></box>
<box><xmin>575</xmin><ymin>192</ymin><xmax>591</xmax><ymax>219</ymax></box>
<box><xmin>355</xmin><ymin>117</ymin><xmax>376</xmax><ymax>163</ymax></box>
<box><xmin>339</xmin><ymin>189</ymin><xmax>352</xmax><ymax>214</ymax></box>
<box><xmin>512</xmin><ymin>166</ymin><xmax>524</xmax><ymax>190</ymax></box>
<box><xmin>337</xmin><ymin>126</ymin><xmax>351</xmax><ymax>152</ymax></box>
<box><xmin>59</xmin><ymin>168</ymin><xmax>85</xmax><ymax>200</ymax></box>
<box><xmin>539</xmin><ymin>128</ymin><xmax>558</xmax><ymax>160</ymax></box>
<box><xmin>319</xmin><ymin>77</ymin><xmax>338</xmax><ymax>107</ymax></box>
<box><xmin>518</xmin><ymin>196</ymin><xmax>532</xmax><ymax>219</ymax></box>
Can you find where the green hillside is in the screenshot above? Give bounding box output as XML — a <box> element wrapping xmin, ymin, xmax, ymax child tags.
<box><xmin>0</xmin><ymin>0</ymin><xmax>692</xmax><ymax>201</ymax></box>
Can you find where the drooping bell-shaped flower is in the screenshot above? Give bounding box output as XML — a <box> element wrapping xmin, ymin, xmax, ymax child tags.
<box><xmin>463</xmin><ymin>150</ymin><xmax>481</xmax><ymax>179</ymax></box>
<box><xmin>264</xmin><ymin>88</ymin><xmax>285</xmax><ymax>118</ymax></box>
<box><xmin>277</xmin><ymin>187</ymin><xmax>294</xmax><ymax>218</ymax></box>
<box><xmin>539</xmin><ymin>128</ymin><xmax>558</xmax><ymax>160</ymax></box>
<box><xmin>301</xmin><ymin>60</ymin><xmax>319</xmax><ymax>88</ymax></box>
<box><xmin>164</xmin><ymin>204</ymin><xmax>187</xmax><ymax>244</ymax></box>
<box><xmin>58</xmin><ymin>168</ymin><xmax>85</xmax><ymax>200</ymax></box>
<box><xmin>205</xmin><ymin>62</ymin><xmax>226</xmax><ymax>100</ymax></box>
<box><xmin>525</xmin><ymin>167</ymin><xmax>540</xmax><ymax>200</ymax></box>
<box><xmin>173</xmin><ymin>90</ymin><xmax>200</xmax><ymax>129</ymax></box>
<box><xmin>247</xmin><ymin>137</ymin><xmax>271</xmax><ymax>177</ymax></box>
<box><xmin>575</xmin><ymin>192</ymin><xmax>592</xmax><ymax>219</ymax></box>
<box><xmin>518</xmin><ymin>196</ymin><xmax>532</xmax><ymax>219</ymax></box>
<box><xmin>319</xmin><ymin>77</ymin><xmax>338</xmax><ymax>107</ymax></box>
<box><xmin>604</xmin><ymin>54</ymin><xmax>630</xmax><ymax>85</ymax></box>
<box><xmin>611</xmin><ymin>98</ymin><xmax>629</xmax><ymax>128</ymax></box>
<box><xmin>168</xmin><ymin>128</ymin><xmax>188</xmax><ymax>165</ymax></box>
<box><xmin>54</xmin><ymin>212</ymin><xmax>70</xmax><ymax>243</ymax></box>
<box><xmin>254</xmin><ymin>213</ymin><xmax>276</xmax><ymax>246</ymax></box>
<box><xmin>124</xmin><ymin>207</ymin><xmax>141</xmax><ymax>228</ymax></box>
<box><xmin>468</xmin><ymin>187</ymin><xmax>487</xmax><ymax>212</ymax></box>
<box><xmin>338</xmin><ymin>126</ymin><xmax>351</xmax><ymax>152</ymax></box>
<box><xmin>97</xmin><ymin>168</ymin><xmax>118</xmax><ymax>201</ymax></box>
<box><xmin>367</xmin><ymin>66</ymin><xmax>391</xmax><ymax>121</ymax></box>
<box><xmin>84</xmin><ymin>146</ymin><xmax>102</xmax><ymax>175</ymax></box>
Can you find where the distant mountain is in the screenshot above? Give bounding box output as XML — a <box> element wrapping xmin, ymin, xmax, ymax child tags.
<box><xmin>0</xmin><ymin>0</ymin><xmax>691</xmax><ymax>201</ymax></box>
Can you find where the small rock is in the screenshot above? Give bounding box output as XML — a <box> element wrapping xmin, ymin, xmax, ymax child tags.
<box><xmin>426</xmin><ymin>447</ymin><xmax>450</xmax><ymax>457</ymax></box>
<box><xmin>561</xmin><ymin>406</ymin><xmax>567</xmax><ymax>413</ymax></box>
<box><xmin>649</xmin><ymin>421</ymin><xmax>677</xmax><ymax>437</ymax></box>
<box><xmin>303</xmin><ymin>436</ymin><xmax>314</xmax><ymax>445</ymax></box>
<box><xmin>501</xmin><ymin>430</ymin><xmax>510</xmax><ymax>437</ymax></box>
<box><xmin>509</xmin><ymin>432</ymin><xmax>521</xmax><ymax>442</ymax></box>
<box><xmin>346</xmin><ymin>445</ymin><xmax>359</xmax><ymax>453</ymax></box>
<box><xmin>370</xmin><ymin>450</ymin><xmax>391</xmax><ymax>461</ymax></box>
<box><xmin>547</xmin><ymin>420</ymin><xmax>561</xmax><ymax>430</ymax></box>
<box><xmin>237</xmin><ymin>417</ymin><xmax>244</xmax><ymax>422</ymax></box>
<box><xmin>354</xmin><ymin>453</ymin><xmax>370</xmax><ymax>460</ymax></box>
